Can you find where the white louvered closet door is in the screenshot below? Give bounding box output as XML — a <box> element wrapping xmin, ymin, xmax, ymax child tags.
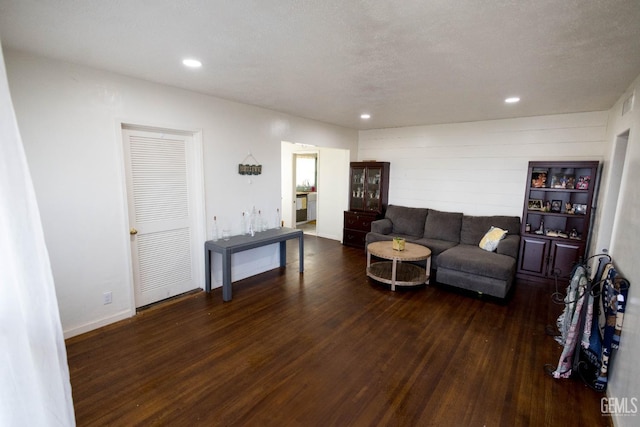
<box><xmin>123</xmin><ymin>129</ymin><xmax>197</xmax><ymax>307</ymax></box>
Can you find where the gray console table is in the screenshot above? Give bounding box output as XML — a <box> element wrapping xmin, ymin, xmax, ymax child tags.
<box><xmin>205</xmin><ymin>227</ymin><xmax>304</xmax><ymax>301</ymax></box>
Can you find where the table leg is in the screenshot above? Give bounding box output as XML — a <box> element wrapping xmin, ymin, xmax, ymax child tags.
<box><xmin>222</xmin><ymin>250</ymin><xmax>232</xmax><ymax>302</ymax></box>
<box><xmin>391</xmin><ymin>259</ymin><xmax>397</xmax><ymax>291</ymax></box>
<box><xmin>205</xmin><ymin>248</ymin><xmax>211</xmax><ymax>293</ymax></box>
<box><xmin>298</xmin><ymin>234</ymin><xmax>304</xmax><ymax>273</ymax></box>
<box><xmin>425</xmin><ymin>256</ymin><xmax>432</xmax><ymax>284</ymax></box>
<box><xmin>279</xmin><ymin>240</ymin><xmax>286</xmax><ymax>267</ymax></box>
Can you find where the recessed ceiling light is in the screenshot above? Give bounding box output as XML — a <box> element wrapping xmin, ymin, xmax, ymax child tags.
<box><xmin>505</xmin><ymin>97</ymin><xmax>520</xmax><ymax>104</ymax></box>
<box><xmin>182</xmin><ymin>59</ymin><xmax>202</xmax><ymax>68</ymax></box>
<box><xmin>360</xmin><ymin>113</ymin><xmax>371</xmax><ymax>119</ymax></box>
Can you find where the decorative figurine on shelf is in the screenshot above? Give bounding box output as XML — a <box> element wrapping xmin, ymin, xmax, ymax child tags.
<box><xmin>577</xmin><ymin>176</ymin><xmax>590</xmax><ymax>190</ymax></box>
<box><xmin>535</xmin><ymin>220</ymin><xmax>545</xmax><ymax>235</ymax></box>
<box><xmin>569</xmin><ymin>228</ymin><xmax>579</xmax><ymax>239</ymax></box>
<box><xmin>565</xmin><ymin>202</ymin><xmax>574</xmax><ymax>214</ymax></box>
<box><xmin>544</xmin><ymin>201</ymin><xmax>551</xmax><ymax>212</ymax></box>
<box><xmin>531</xmin><ymin>171</ymin><xmax>547</xmax><ymax>188</ymax></box>
<box><xmin>550</xmin><ymin>174</ymin><xmax>576</xmax><ymax>189</ymax></box>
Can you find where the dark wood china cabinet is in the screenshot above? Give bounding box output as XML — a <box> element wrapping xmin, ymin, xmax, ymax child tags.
<box><xmin>342</xmin><ymin>162</ymin><xmax>390</xmax><ymax>249</ymax></box>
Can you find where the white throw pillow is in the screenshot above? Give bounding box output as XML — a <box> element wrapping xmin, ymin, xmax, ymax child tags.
<box><xmin>479</xmin><ymin>226</ymin><xmax>507</xmax><ymax>252</ymax></box>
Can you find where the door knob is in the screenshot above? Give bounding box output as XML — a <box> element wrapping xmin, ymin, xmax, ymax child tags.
<box><xmin>130</xmin><ymin>227</ymin><xmax>138</xmax><ymax>235</ymax></box>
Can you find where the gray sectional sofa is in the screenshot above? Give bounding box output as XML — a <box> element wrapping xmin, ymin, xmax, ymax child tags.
<box><xmin>365</xmin><ymin>205</ymin><xmax>521</xmax><ymax>298</ymax></box>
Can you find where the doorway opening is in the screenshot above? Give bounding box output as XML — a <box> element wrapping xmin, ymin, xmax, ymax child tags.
<box><xmin>605</xmin><ymin>129</ymin><xmax>630</xmax><ymax>254</ymax></box>
<box><xmin>280</xmin><ymin>141</ymin><xmax>350</xmax><ymax>242</ymax></box>
<box><xmin>295</xmin><ymin>153</ymin><xmax>318</xmax><ymax>235</ymax></box>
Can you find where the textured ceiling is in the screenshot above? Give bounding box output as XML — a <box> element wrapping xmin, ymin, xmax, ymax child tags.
<box><xmin>1</xmin><ymin>0</ymin><xmax>639</xmax><ymax>130</ymax></box>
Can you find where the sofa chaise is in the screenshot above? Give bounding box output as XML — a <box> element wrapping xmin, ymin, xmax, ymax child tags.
<box><xmin>365</xmin><ymin>205</ymin><xmax>521</xmax><ymax>298</ymax></box>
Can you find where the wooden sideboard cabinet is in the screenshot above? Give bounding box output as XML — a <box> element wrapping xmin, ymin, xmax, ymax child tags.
<box><xmin>343</xmin><ymin>211</ymin><xmax>378</xmax><ymax>249</ymax></box>
<box><xmin>517</xmin><ymin>160</ymin><xmax>599</xmax><ymax>284</ymax></box>
<box><xmin>343</xmin><ymin>161</ymin><xmax>390</xmax><ymax>249</ymax></box>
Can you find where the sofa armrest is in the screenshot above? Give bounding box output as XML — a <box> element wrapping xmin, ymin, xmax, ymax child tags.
<box><xmin>497</xmin><ymin>235</ymin><xmax>520</xmax><ymax>259</ymax></box>
<box><xmin>371</xmin><ymin>218</ymin><xmax>393</xmax><ymax>234</ymax></box>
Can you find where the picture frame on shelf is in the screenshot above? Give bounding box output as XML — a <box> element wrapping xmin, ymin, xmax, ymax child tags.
<box><xmin>528</xmin><ymin>199</ymin><xmax>543</xmax><ymax>211</ymax></box>
<box><xmin>576</xmin><ymin>176</ymin><xmax>590</xmax><ymax>190</ymax></box>
<box><xmin>550</xmin><ymin>173</ymin><xmax>575</xmax><ymax>189</ymax></box>
<box><xmin>551</xmin><ymin>200</ymin><xmax>562</xmax><ymax>213</ymax></box>
<box><xmin>565</xmin><ymin>202</ymin><xmax>574</xmax><ymax>214</ymax></box>
<box><xmin>574</xmin><ymin>203</ymin><xmax>587</xmax><ymax>215</ymax></box>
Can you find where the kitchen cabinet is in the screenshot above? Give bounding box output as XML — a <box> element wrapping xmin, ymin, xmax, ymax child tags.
<box><xmin>307</xmin><ymin>192</ymin><xmax>317</xmax><ymax>221</ymax></box>
<box><xmin>295</xmin><ymin>194</ymin><xmax>307</xmax><ymax>223</ymax></box>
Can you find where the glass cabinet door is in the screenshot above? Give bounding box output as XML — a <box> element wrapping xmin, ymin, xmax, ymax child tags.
<box><xmin>350</xmin><ymin>167</ymin><xmax>365</xmax><ymax>210</ymax></box>
<box><xmin>348</xmin><ymin>162</ymin><xmax>388</xmax><ymax>214</ymax></box>
<box><xmin>364</xmin><ymin>167</ymin><xmax>382</xmax><ymax>212</ymax></box>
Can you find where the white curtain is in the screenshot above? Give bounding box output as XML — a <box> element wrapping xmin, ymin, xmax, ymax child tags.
<box><xmin>0</xmin><ymin>45</ymin><xmax>76</xmax><ymax>425</ymax></box>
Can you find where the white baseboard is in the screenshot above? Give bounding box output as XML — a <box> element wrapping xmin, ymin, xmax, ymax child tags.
<box><xmin>63</xmin><ymin>309</ymin><xmax>133</xmax><ymax>339</ymax></box>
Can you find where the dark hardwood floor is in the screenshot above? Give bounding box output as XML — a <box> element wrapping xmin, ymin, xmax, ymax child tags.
<box><xmin>66</xmin><ymin>236</ymin><xmax>611</xmax><ymax>426</ymax></box>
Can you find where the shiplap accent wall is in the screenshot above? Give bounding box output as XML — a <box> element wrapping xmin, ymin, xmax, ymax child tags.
<box><xmin>358</xmin><ymin>111</ymin><xmax>609</xmax><ymax>217</ymax></box>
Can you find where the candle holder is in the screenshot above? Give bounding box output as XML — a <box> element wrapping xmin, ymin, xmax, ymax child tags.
<box><xmin>392</xmin><ymin>237</ymin><xmax>406</xmax><ymax>251</ymax></box>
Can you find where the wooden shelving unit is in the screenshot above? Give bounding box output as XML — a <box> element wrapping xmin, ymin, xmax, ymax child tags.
<box><xmin>517</xmin><ymin>161</ymin><xmax>599</xmax><ymax>283</ymax></box>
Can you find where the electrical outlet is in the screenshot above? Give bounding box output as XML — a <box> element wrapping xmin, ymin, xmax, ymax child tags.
<box><xmin>103</xmin><ymin>291</ymin><xmax>112</xmax><ymax>305</ymax></box>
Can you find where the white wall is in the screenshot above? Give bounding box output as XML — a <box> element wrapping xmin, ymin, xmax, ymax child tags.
<box><xmin>4</xmin><ymin>49</ymin><xmax>357</xmax><ymax>337</ymax></box>
<box><xmin>358</xmin><ymin>112</ymin><xmax>609</xmax><ymax>217</ymax></box>
<box><xmin>595</xmin><ymin>73</ymin><xmax>640</xmax><ymax>427</ymax></box>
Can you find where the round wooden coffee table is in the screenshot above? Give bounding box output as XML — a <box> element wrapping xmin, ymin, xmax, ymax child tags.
<box><xmin>366</xmin><ymin>241</ymin><xmax>432</xmax><ymax>291</ymax></box>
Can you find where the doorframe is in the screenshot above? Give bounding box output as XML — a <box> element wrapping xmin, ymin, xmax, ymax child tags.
<box><xmin>291</xmin><ymin>152</ymin><xmax>320</xmax><ymax>228</ymax></box>
<box><xmin>116</xmin><ymin>120</ymin><xmax>205</xmax><ymax>313</ymax></box>
<box><xmin>606</xmin><ymin>130</ymin><xmax>631</xmax><ymax>254</ymax></box>
<box><xmin>281</xmin><ymin>142</ymin><xmax>350</xmax><ymax>241</ymax></box>
<box><xmin>282</xmin><ymin>143</ymin><xmax>320</xmax><ymax>229</ymax></box>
